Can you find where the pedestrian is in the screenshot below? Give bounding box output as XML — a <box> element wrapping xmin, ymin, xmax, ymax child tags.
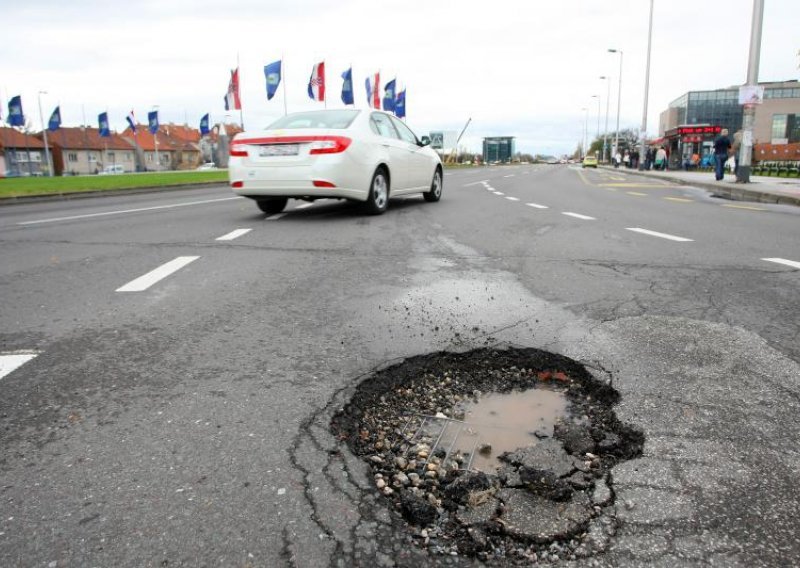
<box><xmin>623</xmin><ymin>151</ymin><xmax>630</xmax><ymax>168</ymax></box>
<box><xmin>645</xmin><ymin>147</ymin><xmax>654</xmax><ymax>170</ymax></box>
<box><xmin>655</xmin><ymin>146</ymin><xmax>667</xmax><ymax>170</ymax></box>
<box><xmin>713</xmin><ymin>128</ymin><xmax>732</xmax><ymax>180</ymax></box>
<box><xmin>631</xmin><ymin>149</ymin><xmax>640</xmax><ymax>169</ymax></box>
<box><xmin>614</xmin><ymin>150</ymin><xmax>621</xmax><ymax>168</ymax></box>
<box><xmin>732</xmin><ymin>129</ymin><xmax>743</xmax><ymax>176</ymax></box>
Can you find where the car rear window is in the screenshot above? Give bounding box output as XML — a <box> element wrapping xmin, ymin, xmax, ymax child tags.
<box><xmin>267</xmin><ymin>110</ymin><xmax>360</xmax><ymax>130</ymax></box>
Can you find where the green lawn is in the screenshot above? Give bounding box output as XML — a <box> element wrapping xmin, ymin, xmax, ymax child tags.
<box><xmin>0</xmin><ymin>170</ymin><xmax>228</xmax><ymax>199</ymax></box>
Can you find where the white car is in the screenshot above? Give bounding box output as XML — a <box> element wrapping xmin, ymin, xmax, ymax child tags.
<box><xmin>196</xmin><ymin>162</ymin><xmax>217</xmax><ymax>170</ymax></box>
<box><xmin>228</xmin><ymin>109</ymin><xmax>443</xmax><ymax>215</ymax></box>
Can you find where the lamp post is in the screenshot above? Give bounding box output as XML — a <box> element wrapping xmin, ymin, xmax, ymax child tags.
<box><xmin>37</xmin><ymin>91</ymin><xmax>54</xmax><ymax>177</ymax></box>
<box><xmin>600</xmin><ymin>76</ymin><xmax>611</xmax><ymax>163</ymax></box>
<box><xmin>608</xmin><ymin>48</ymin><xmax>624</xmax><ymax>158</ymax></box>
<box><xmin>591</xmin><ymin>94</ymin><xmax>601</xmax><ymax>154</ymax></box>
<box><xmin>736</xmin><ymin>0</ymin><xmax>764</xmax><ymax>183</ymax></box>
<box><xmin>638</xmin><ymin>0</ymin><xmax>655</xmax><ymax>170</ymax></box>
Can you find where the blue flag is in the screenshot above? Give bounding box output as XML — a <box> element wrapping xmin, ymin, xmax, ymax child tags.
<box><xmin>264</xmin><ymin>60</ymin><xmax>281</xmax><ymax>101</ymax></box>
<box><xmin>200</xmin><ymin>113</ymin><xmax>210</xmax><ymax>136</ymax></box>
<box><xmin>98</xmin><ymin>112</ymin><xmax>110</xmax><ymax>137</ymax></box>
<box><xmin>365</xmin><ymin>78</ymin><xmax>372</xmax><ymax>107</ymax></box>
<box><xmin>48</xmin><ymin>106</ymin><xmax>61</xmax><ymax>131</ymax></box>
<box><xmin>383</xmin><ymin>79</ymin><xmax>396</xmax><ymax>112</ymax></box>
<box><xmin>7</xmin><ymin>96</ymin><xmax>24</xmax><ymax>126</ymax></box>
<box><xmin>394</xmin><ymin>89</ymin><xmax>406</xmax><ymax>119</ymax></box>
<box><xmin>341</xmin><ymin>68</ymin><xmax>353</xmax><ymax>105</ymax></box>
<box><xmin>148</xmin><ymin>110</ymin><xmax>159</xmax><ymax>134</ymax></box>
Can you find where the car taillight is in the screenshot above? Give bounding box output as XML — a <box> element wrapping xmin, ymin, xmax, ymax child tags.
<box><xmin>230</xmin><ymin>142</ymin><xmax>247</xmax><ymax>157</ymax></box>
<box><xmin>308</xmin><ymin>136</ymin><xmax>352</xmax><ymax>155</ymax></box>
<box><xmin>312</xmin><ymin>180</ymin><xmax>336</xmax><ymax>188</ymax></box>
<box><xmin>231</xmin><ymin>181</ymin><xmax>243</xmax><ymax>188</ymax></box>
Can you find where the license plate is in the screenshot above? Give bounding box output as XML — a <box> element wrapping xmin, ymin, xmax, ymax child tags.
<box><xmin>258</xmin><ymin>144</ymin><xmax>299</xmax><ymax>157</ymax></box>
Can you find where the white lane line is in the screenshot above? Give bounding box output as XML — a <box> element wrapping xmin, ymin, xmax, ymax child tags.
<box><xmin>503</xmin><ymin>174</ymin><xmax>516</xmax><ymax>178</ymax></box>
<box><xmin>562</xmin><ymin>212</ymin><xmax>596</xmax><ymax>220</ymax></box>
<box><xmin>493</xmin><ymin>191</ymin><xmax>505</xmax><ymax>196</ymax></box>
<box><xmin>216</xmin><ymin>228</ymin><xmax>252</xmax><ymax>241</ymax></box>
<box><xmin>505</xmin><ymin>196</ymin><xmax>520</xmax><ymax>202</ymax></box>
<box><xmin>116</xmin><ymin>256</ymin><xmax>200</xmax><ymax>292</ymax></box>
<box><xmin>763</xmin><ymin>258</ymin><xmax>800</xmax><ymax>269</ymax></box>
<box><xmin>625</xmin><ymin>228</ymin><xmax>693</xmax><ymax>242</ymax></box>
<box><xmin>294</xmin><ymin>203</ymin><xmax>314</xmax><ymax>210</ymax></box>
<box><xmin>0</xmin><ymin>351</ymin><xmax>38</xmax><ymax>381</ymax></box>
<box><xmin>464</xmin><ymin>180</ymin><xmax>490</xmax><ymax>187</ymax></box>
<box><xmin>266</xmin><ymin>213</ymin><xmax>288</xmax><ymax>220</ymax></box>
<box><xmin>17</xmin><ymin>197</ymin><xmax>243</xmax><ymax>226</ymax></box>
<box><xmin>526</xmin><ymin>202</ymin><xmax>549</xmax><ymax>209</ymax></box>
<box><xmin>485</xmin><ymin>187</ymin><xmax>495</xmax><ymax>191</ymax></box>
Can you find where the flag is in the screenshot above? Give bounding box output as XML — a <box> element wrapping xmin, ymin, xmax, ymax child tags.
<box><xmin>264</xmin><ymin>60</ymin><xmax>282</xmax><ymax>101</ymax></box>
<box><xmin>365</xmin><ymin>72</ymin><xmax>380</xmax><ymax>109</ymax></box>
<box><xmin>48</xmin><ymin>106</ymin><xmax>61</xmax><ymax>131</ymax></box>
<box><xmin>200</xmin><ymin>113</ymin><xmax>210</xmax><ymax>136</ymax></box>
<box><xmin>98</xmin><ymin>112</ymin><xmax>110</xmax><ymax>137</ymax></box>
<box><xmin>307</xmin><ymin>61</ymin><xmax>325</xmax><ymax>102</ymax></box>
<box><xmin>225</xmin><ymin>67</ymin><xmax>241</xmax><ymax>111</ymax></box>
<box><xmin>395</xmin><ymin>89</ymin><xmax>406</xmax><ymax>119</ymax></box>
<box><xmin>341</xmin><ymin>67</ymin><xmax>353</xmax><ymax>105</ymax></box>
<box><xmin>383</xmin><ymin>79</ymin><xmax>396</xmax><ymax>112</ymax></box>
<box><xmin>147</xmin><ymin>110</ymin><xmax>159</xmax><ymax>135</ymax></box>
<box><xmin>7</xmin><ymin>95</ymin><xmax>24</xmax><ymax>126</ymax></box>
<box><xmin>126</xmin><ymin>110</ymin><xmax>136</xmax><ymax>133</ymax></box>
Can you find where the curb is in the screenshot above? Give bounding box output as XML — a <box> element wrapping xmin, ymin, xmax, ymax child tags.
<box><xmin>598</xmin><ymin>166</ymin><xmax>800</xmax><ymax>208</ymax></box>
<box><xmin>0</xmin><ymin>181</ymin><xmax>227</xmax><ymax>207</ymax></box>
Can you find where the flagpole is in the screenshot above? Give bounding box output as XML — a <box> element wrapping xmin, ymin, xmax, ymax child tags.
<box><xmin>323</xmin><ymin>60</ymin><xmax>327</xmax><ymax>109</ymax></box>
<box><xmin>282</xmin><ymin>55</ymin><xmax>288</xmax><ymax>116</ymax></box>
<box><xmin>237</xmin><ymin>52</ymin><xmax>244</xmax><ymax>130</ymax></box>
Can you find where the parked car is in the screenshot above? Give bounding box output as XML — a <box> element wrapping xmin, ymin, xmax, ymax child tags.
<box><xmin>99</xmin><ymin>164</ymin><xmax>125</xmax><ymax>175</ymax></box>
<box><xmin>196</xmin><ymin>162</ymin><xmax>217</xmax><ymax>170</ymax></box>
<box><xmin>228</xmin><ymin>109</ymin><xmax>443</xmax><ymax>215</ymax></box>
<box><xmin>582</xmin><ymin>154</ymin><xmax>598</xmax><ymax>168</ymax></box>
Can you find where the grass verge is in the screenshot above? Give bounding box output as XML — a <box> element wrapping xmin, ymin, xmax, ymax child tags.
<box><xmin>0</xmin><ymin>170</ymin><xmax>228</xmax><ymax>199</ymax></box>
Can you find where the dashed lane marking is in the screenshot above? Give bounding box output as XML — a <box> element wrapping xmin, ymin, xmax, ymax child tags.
<box><xmin>266</xmin><ymin>213</ymin><xmax>288</xmax><ymax>220</ymax></box>
<box><xmin>562</xmin><ymin>212</ymin><xmax>596</xmax><ymax>220</ymax></box>
<box><xmin>664</xmin><ymin>197</ymin><xmax>694</xmax><ymax>203</ymax></box>
<box><xmin>526</xmin><ymin>203</ymin><xmax>549</xmax><ymax>209</ymax></box>
<box><xmin>216</xmin><ymin>228</ymin><xmax>252</xmax><ymax>241</ymax></box>
<box><xmin>762</xmin><ymin>258</ymin><xmax>800</xmax><ymax>270</ymax></box>
<box><xmin>626</xmin><ymin>228</ymin><xmax>693</xmax><ymax>242</ymax></box>
<box><xmin>626</xmin><ymin>191</ymin><xmax>648</xmax><ymax>197</ymax></box>
<box><xmin>722</xmin><ymin>204</ymin><xmax>767</xmax><ymax>211</ymax></box>
<box><xmin>17</xmin><ymin>197</ymin><xmax>244</xmax><ymax>226</ymax></box>
<box><xmin>0</xmin><ymin>351</ymin><xmax>38</xmax><ymax>381</ymax></box>
<box><xmin>505</xmin><ymin>196</ymin><xmax>520</xmax><ymax>201</ymax></box>
<box><xmin>116</xmin><ymin>256</ymin><xmax>200</xmax><ymax>292</ymax></box>
<box><xmin>503</xmin><ymin>174</ymin><xmax>516</xmax><ymax>178</ymax></box>
<box><xmin>493</xmin><ymin>191</ymin><xmax>505</xmax><ymax>196</ymax></box>
<box><xmin>463</xmin><ymin>180</ymin><xmax>490</xmax><ymax>187</ymax></box>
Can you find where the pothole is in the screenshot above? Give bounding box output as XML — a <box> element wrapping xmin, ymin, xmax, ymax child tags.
<box><xmin>331</xmin><ymin>347</ymin><xmax>644</xmax><ymax>563</ymax></box>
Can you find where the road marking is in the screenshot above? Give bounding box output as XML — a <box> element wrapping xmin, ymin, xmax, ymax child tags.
<box><xmin>505</xmin><ymin>196</ymin><xmax>520</xmax><ymax>201</ymax></box>
<box><xmin>575</xmin><ymin>169</ymin><xmax>592</xmax><ymax>185</ymax></box>
<box><xmin>526</xmin><ymin>202</ymin><xmax>549</xmax><ymax>209</ymax></box>
<box><xmin>464</xmin><ymin>180</ymin><xmax>489</xmax><ymax>187</ymax></box>
<box><xmin>626</xmin><ymin>228</ymin><xmax>693</xmax><ymax>242</ymax></box>
<box><xmin>294</xmin><ymin>203</ymin><xmax>314</xmax><ymax>209</ymax></box>
<box><xmin>562</xmin><ymin>212</ymin><xmax>596</xmax><ymax>220</ymax></box>
<box><xmin>599</xmin><ymin>183</ymin><xmax>669</xmax><ymax>188</ymax></box>
<box><xmin>626</xmin><ymin>191</ymin><xmax>648</xmax><ymax>197</ymax></box>
<box><xmin>664</xmin><ymin>197</ymin><xmax>693</xmax><ymax>203</ymax></box>
<box><xmin>266</xmin><ymin>213</ymin><xmax>288</xmax><ymax>220</ymax></box>
<box><xmin>216</xmin><ymin>228</ymin><xmax>252</xmax><ymax>241</ymax></box>
<box><xmin>610</xmin><ymin>176</ymin><xmax>626</xmax><ymax>180</ymax></box>
<box><xmin>17</xmin><ymin>197</ymin><xmax>243</xmax><ymax>226</ymax></box>
<box><xmin>0</xmin><ymin>351</ymin><xmax>38</xmax><ymax>381</ymax></box>
<box><xmin>503</xmin><ymin>174</ymin><xmax>515</xmax><ymax>178</ymax></box>
<box><xmin>116</xmin><ymin>256</ymin><xmax>200</xmax><ymax>292</ymax></box>
<box><xmin>493</xmin><ymin>191</ymin><xmax>504</xmax><ymax>196</ymax></box>
<box><xmin>762</xmin><ymin>258</ymin><xmax>800</xmax><ymax>270</ymax></box>
<box><xmin>722</xmin><ymin>204</ymin><xmax>766</xmax><ymax>211</ymax></box>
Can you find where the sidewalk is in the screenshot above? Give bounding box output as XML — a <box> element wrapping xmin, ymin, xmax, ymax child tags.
<box><xmin>600</xmin><ymin>166</ymin><xmax>800</xmax><ymax>207</ymax></box>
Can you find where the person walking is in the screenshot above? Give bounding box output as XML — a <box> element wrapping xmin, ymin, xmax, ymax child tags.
<box><xmin>623</xmin><ymin>151</ymin><xmax>631</xmax><ymax>168</ymax></box>
<box><xmin>614</xmin><ymin>150</ymin><xmax>622</xmax><ymax>168</ymax></box>
<box><xmin>713</xmin><ymin>129</ymin><xmax>732</xmax><ymax>181</ymax></box>
<box><xmin>732</xmin><ymin>129</ymin><xmax>743</xmax><ymax>176</ymax></box>
<box><xmin>655</xmin><ymin>146</ymin><xmax>667</xmax><ymax>170</ymax></box>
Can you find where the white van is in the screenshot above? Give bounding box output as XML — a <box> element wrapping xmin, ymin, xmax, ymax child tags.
<box><xmin>100</xmin><ymin>164</ymin><xmax>125</xmax><ymax>175</ymax></box>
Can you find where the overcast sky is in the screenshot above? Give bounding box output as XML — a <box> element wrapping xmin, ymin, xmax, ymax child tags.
<box><xmin>2</xmin><ymin>0</ymin><xmax>798</xmax><ymax>155</ymax></box>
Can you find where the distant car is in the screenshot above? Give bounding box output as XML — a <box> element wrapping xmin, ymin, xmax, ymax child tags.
<box><xmin>582</xmin><ymin>154</ymin><xmax>598</xmax><ymax>168</ymax></box>
<box><xmin>99</xmin><ymin>164</ymin><xmax>125</xmax><ymax>175</ymax></box>
<box><xmin>546</xmin><ymin>158</ymin><xmax>558</xmax><ymax>164</ymax></box>
<box><xmin>228</xmin><ymin>109</ymin><xmax>443</xmax><ymax>215</ymax></box>
<box><xmin>196</xmin><ymin>162</ymin><xmax>217</xmax><ymax>170</ymax></box>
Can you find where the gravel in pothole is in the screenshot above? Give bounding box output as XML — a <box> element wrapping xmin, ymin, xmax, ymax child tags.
<box><xmin>331</xmin><ymin>347</ymin><xmax>644</xmax><ymax>564</ymax></box>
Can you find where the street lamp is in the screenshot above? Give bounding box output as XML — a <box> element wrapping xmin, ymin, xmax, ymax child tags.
<box><xmin>608</xmin><ymin>48</ymin><xmax>624</xmax><ymax>158</ymax></box>
<box><xmin>737</xmin><ymin>0</ymin><xmax>764</xmax><ymax>183</ymax></box>
<box><xmin>37</xmin><ymin>91</ymin><xmax>54</xmax><ymax>177</ymax></box>
<box><xmin>591</xmin><ymin>94</ymin><xmax>601</xmax><ymax>146</ymax></box>
<box><xmin>599</xmin><ymin>76</ymin><xmax>611</xmax><ymax>163</ymax></box>
<box><xmin>638</xmin><ymin>0</ymin><xmax>655</xmax><ymax>170</ymax></box>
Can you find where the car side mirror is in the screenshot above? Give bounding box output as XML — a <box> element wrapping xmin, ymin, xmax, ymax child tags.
<box><xmin>420</xmin><ymin>136</ymin><xmax>431</xmax><ymax>146</ymax></box>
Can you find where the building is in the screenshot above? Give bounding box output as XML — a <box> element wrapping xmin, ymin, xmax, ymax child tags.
<box><xmin>122</xmin><ymin>125</ymin><xmax>202</xmax><ymax>171</ymax></box>
<box><xmin>0</xmin><ymin>127</ymin><xmax>49</xmax><ymax>176</ymax></box>
<box><xmin>483</xmin><ymin>137</ymin><xmax>515</xmax><ymax>163</ymax></box>
<box><xmin>42</xmin><ymin>127</ymin><xmax>137</xmax><ymax>175</ymax></box>
<box><xmin>658</xmin><ymin>80</ymin><xmax>800</xmax><ymax>166</ymax></box>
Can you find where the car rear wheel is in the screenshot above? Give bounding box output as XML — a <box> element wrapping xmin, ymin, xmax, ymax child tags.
<box><xmin>256</xmin><ymin>197</ymin><xmax>288</xmax><ymax>215</ymax></box>
<box><xmin>423</xmin><ymin>168</ymin><xmax>443</xmax><ymax>202</ymax></box>
<box><xmin>363</xmin><ymin>168</ymin><xmax>389</xmax><ymax>215</ymax></box>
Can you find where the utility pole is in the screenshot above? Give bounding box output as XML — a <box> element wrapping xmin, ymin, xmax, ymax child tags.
<box><xmin>600</xmin><ymin>76</ymin><xmax>611</xmax><ymax>162</ymax></box>
<box><xmin>37</xmin><ymin>91</ymin><xmax>53</xmax><ymax>176</ymax></box>
<box><xmin>736</xmin><ymin>0</ymin><xmax>764</xmax><ymax>183</ymax></box>
<box><xmin>638</xmin><ymin>0</ymin><xmax>655</xmax><ymax>170</ymax></box>
<box><xmin>608</xmin><ymin>49</ymin><xmax>624</xmax><ymax>158</ymax></box>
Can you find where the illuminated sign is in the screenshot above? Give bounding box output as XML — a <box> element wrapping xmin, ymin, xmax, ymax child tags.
<box><xmin>676</xmin><ymin>126</ymin><xmax>721</xmax><ymax>135</ymax></box>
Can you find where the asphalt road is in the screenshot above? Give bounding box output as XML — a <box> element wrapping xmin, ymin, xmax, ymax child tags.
<box><xmin>1</xmin><ymin>165</ymin><xmax>799</xmax><ymax>567</ymax></box>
